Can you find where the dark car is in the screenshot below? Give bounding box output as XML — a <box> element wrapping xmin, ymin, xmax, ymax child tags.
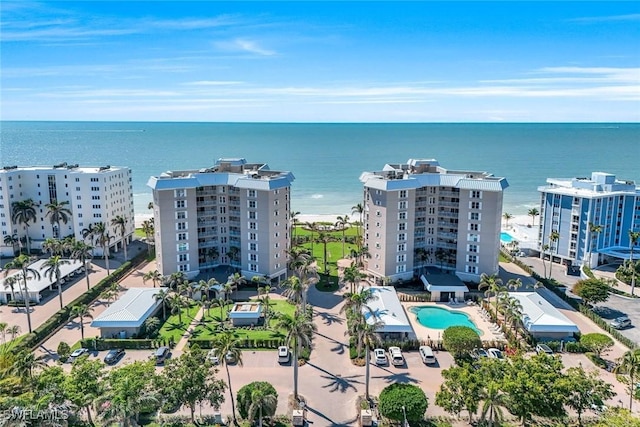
<box><xmin>154</xmin><ymin>346</ymin><xmax>170</xmax><ymax>365</ymax></box>
<box><xmin>104</xmin><ymin>348</ymin><xmax>125</xmax><ymax>365</ymax></box>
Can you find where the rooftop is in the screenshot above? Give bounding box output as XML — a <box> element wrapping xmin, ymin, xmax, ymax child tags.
<box><xmin>0</xmin><ymin>164</ymin><xmax>125</xmax><ymax>173</ymax></box>
<box><xmin>362</xmin><ymin>286</ymin><xmax>415</xmax><ymax>335</ymax></box>
<box><xmin>539</xmin><ymin>171</ymin><xmax>639</xmax><ymax>197</ymax></box>
<box><xmin>91</xmin><ymin>287</ymin><xmax>164</xmax><ymax>328</ymax></box>
<box><xmin>0</xmin><ymin>259</ymin><xmax>84</xmax><ymax>294</ymax></box>
<box><xmin>508</xmin><ymin>292</ymin><xmax>579</xmax><ymax>334</ymax></box>
<box><xmin>420</xmin><ymin>273</ymin><xmax>469</xmax><ymax>292</ymax></box>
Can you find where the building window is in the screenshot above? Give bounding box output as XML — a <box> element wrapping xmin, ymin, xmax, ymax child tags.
<box><xmin>399</xmin><ymin>190</ymin><xmax>407</xmax><ymax>198</ymax></box>
<box><xmin>248</xmin><ymin>211</ymin><xmax>257</xmax><ymax>219</ymax></box>
<box><xmin>396</xmin><ymin>265</ymin><xmax>406</xmax><ymax>273</ymax></box>
<box><xmin>176</xmin><ymin>200</ymin><xmax>186</xmax><ymax>209</ymax></box>
<box><xmin>466</xmin><ymin>265</ymin><xmax>478</xmax><ymax>274</ymax></box>
<box><xmin>397</xmin><ymin>254</ymin><xmax>406</xmax><ymax>262</ymax></box>
<box><xmin>469</xmin><ymin>223</ymin><xmax>479</xmax><ymax>231</ymax></box>
<box><xmin>249</xmin><ymin>242</ymin><xmax>257</xmax><ymax>251</ymax></box>
<box><xmin>177</xmin><ymin>232</ymin><xmax>187</xmax><ymax>241</ymax></box>
<box><xmin>398</xmin><ymin>212</ymin><xmax>407</xmax><ymax>220</ymax></box>
<box><xmin>398</xmin><ymin>223</ymin><xmax>406</xmax><ymax>231</ymax></box>
<box><xmin>177</xmin><ymin>211</ymin><xmax>187</xmax><ymax>219</ymax></box>
<box><xmin>175</xmin><ymin>189</ymin><xmax>185</xmax><ymax>198</ymax></box>
<box><xmin>178</xmin><ymin>254</ymin><xmax>188</xmax><ymax>262</ymax></box>
<box><xmin>177</xmin><ymin>222</ymin><xmax>187</xmax><ymax>231</ymax></box>
<box><xmin>249</xmin><ymin>264</ymin><xmax>258</xmax><ymax>272</ymax></box>
<box><xmin>398</xmin><ymin>201</ymin><xmax>407</xmax><ymax>209</ymax></box>
<box><xmin>248</xmin><ymin>200</ymin><xmax>257</xmax><ymax>209</ymax></box>
<box><xmin>177</xmin><ymin>243</ymin><xmax>188</xmax><ymax>252</ymax></box>
<box><xmin>467</xmin><ymin>255</ymin><xmax>478</xmax><ymax>263</ymax></box>
<box><xmin>248</xmin><ymin>190</ymin><xmax>256</xmax><ymax>198</ymax></box>
<box><xmin>471</xmin><ymin>190</ymin><xmax>482</xmax><ymax>199</ymax></box>
<box><xmin>398</xmin><ymin>233</ymin><xmax>406</xmax><ymax>241</ymax></box>
<box><xmin>249</xmin><ymin>232</ymin><xmax>257</xmax><ymax>240</ymax></box>
<box><xmin>398</xmin><ymin>243</ymin><xmax>406</xmax><ymax>252</ymax></box>
<box><xmin>249</xmin><ymin>222</ymin><xmax>257</xmax><ymax>230</ymax></box>
<box><xmin>250</xmin><ymin>254</ymin><xmax>258</xmax><ymax>262</ymax></box>
<box><xmin>468</xmin><ymin>244</ymin><xmax>478</xmax><ymax>253</ymax></box>
<box><xmin>469</xmin><ymin>212</ymin><xmax>480</xmax><ymax>220</ymax></box>
<box><xmin>178</xmin><ymin>264</ymin><xmax>189</xmax><ymax>272</ymax></box>
<box><xmin>468</xmin><ymin>233</ymin><xmax>480</xmax><ymax>242</ymax></box>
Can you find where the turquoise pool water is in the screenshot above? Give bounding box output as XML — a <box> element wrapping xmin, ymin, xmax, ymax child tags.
<box><xmin>500</xmin><ymin>232</ymin><xmax>515</xmax><ymax>243</ymax></box>
<box><xmin>409</xmin><ymin>306</ymin><xmax>482</xmax><ymax>335</ymax></box>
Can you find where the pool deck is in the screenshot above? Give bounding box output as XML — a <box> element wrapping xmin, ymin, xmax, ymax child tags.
<box><xmin>401</xmin><ymin>300</ymin><xmax>506</xmax><ymax>343</ymax></box>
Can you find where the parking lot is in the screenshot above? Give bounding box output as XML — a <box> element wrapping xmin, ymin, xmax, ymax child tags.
<box><xmin>595</xmin><ymin>293</ymin><xmax>640</xmax><ymax>344</ymax></box>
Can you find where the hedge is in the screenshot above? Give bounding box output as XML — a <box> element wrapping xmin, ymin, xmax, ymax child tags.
<box><xmin>188</xmin><ymin>337</ymin><xmax>285</xmax><ymax>350</ymax></box>
<box><xmin>15</xmin><ymin>249</ymin><xmax>148</xmax><ymax>353</ymax></box>
<box><xmin>503</xmin><ymin>250</ymin><xmax>637</xmax><ymax>350</ymax></box>
<box><xmin>80</xmin><ymin>337</ymin><xmax>170</xmax><ymax>351</ymax></box>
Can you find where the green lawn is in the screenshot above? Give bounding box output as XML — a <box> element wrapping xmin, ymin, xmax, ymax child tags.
<box><xmin>294</xmin><ymin>225</ymin><xmax>360</xmax><ymax>276</ymax></box>
<box><xmin>157</xmin><ymin>303</ymin><xmax>202</xmax><ymax>342</ymax></box>
<box><xmin>190</xmin><ymin>298</ymin><xmax>296</xmax><ymax>341</ymax></box>
<box><xmin>134</xmin><ymin>228</ymin><xmax>147</xmax><ymax>238</ymax></box>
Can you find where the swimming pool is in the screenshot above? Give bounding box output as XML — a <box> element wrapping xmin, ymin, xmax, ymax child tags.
<box><xmin>500</xmin><ymin>232</ymin><xmax>515</xmax><ymax>243</ymax></box>
<box><xmin>409</xmin><ymin>306</ymin><xmax>482</xmax><ymax>335</ymax></box>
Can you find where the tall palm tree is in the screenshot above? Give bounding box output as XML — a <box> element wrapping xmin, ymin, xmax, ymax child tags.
<box><xmin>615</xmin><ymin>348</ymin><xmax>640</xmax><ymax>411</ymax></box>
<box><xmin>480</xmin><ymin>381</ymin><xmax>506</xmax><ymax>427</ymax></box>
<box><xmin>527</xmin><ymin>208</ymin><xmax>539</xmax><ymax>227</ymax></box>
<box><xmin>548</xmin><ymin>230</ymin><xmax>560</xmax><ymax>279</ymax></box>
<box><xmin>342</xmin><ymin>262</ymin><xmax>363</xmax><ymax>294</ymax></box>
<box><xmin>226</xmin><ymin>272</ymin><xmax>246</xmax><ymax>300</ymax></box>
<box><xmin>340</xmin><ymin>288</ymin><xmax>377</xmax><ymax>354</ymax></box>
<box><xmin>478</xmin><ymin>273</ymin><xmax>505</xmax><ymax>319</ymax></box>
<box><xmin>317</xmin><ymin>232</ymin><xmax>333</xmax><ymax>274</ymax></box>
<box><xmin>248</xmin><ymin>387</ymin><xmax>278</xmax><ymax>427</ymax></box>
<box><xmin>3</xmin><ymin>234</ymin><xmax>20</xmax><ymax>256</ymax></box>
<box><xmin>92</xmin><ymin>222</ymin><xmax>113</xmax><ymax>275</ymax></box>
<box><xmin>7</xmin><ymin>325</ymin><xmax>21</xmax><ymax>341</ymax></box>
<box><xmin>587</xmin><ymin>223</ymin><xmax>603</xmax><ymax>267</ymax></box>
<box><xmin>361</xmin><ymin>316</ymin><xmax>383</xmax><ymax>399</ymax></box>
<box><xmin>111</xmin><ymin>215</ymin><xmax>129</xmax><ymax>261</ymax></box>
<box><xmin>71</xmin><ymin>304</ymin><xmax>94</xmax><ymax>340</ymax></box>
<box><xmin>351</xmin><ymin>203</ymin><xmax>364</xmax><ymax>250</ymax></box>
<box><xmin>143</xmin><ymin>270</ymin><xmax>163</xmax><ymax>288</ymax></box>
<box><xmin>4</xmin><ymin>254</ymin><xmax>41</xmax><ymax>333</ymax></box>
<box><xmin>540</xmin><ymin>243</ymin><xmax>550</xmax><ymax>278</ymax></box>
<box><xmin>0</xmin><ymin>322</ymin><xmax>7</xmax><ymax>344</ymax></box>
<box><xmin>281</xmin><ymin>275</ymin><xmax>305</xmax><ymax>307</ymax></box>
<box><xmin>41</xmin><ymin>255</ymin><xmax>71</xmax><ymax>310</ymax></box>
<box><xmin>305</xmin><ymin>222</ymin><xmax>318</xmax><ymax>254</ymax></box>
<box><xmin>163</xmin><ymin>271</ymin><xmax>187</xmax><ymax>291</ymax></box>
<box><xmin>70</xmin><ymin>239</ymin><xmax>94</xmax><ymax>291</ymax></box>
<box><xmin>45</xmin><ymin>200</ymin><xmax>72</xmax><ymax>239</ymax></box>
<box><xmin>212</xmin><ymin>296</ymin><xmax>232</xmax><ymax>322</ymax></box>
<box><xmin>12</xmin><ymin>350</ymin><xmax>47</xmax><ymax>381</ymax></box>
<box><xmin>290</xmin><ymin>210</ymin><xmax>301</xmax><ymax>250</ymax></box>
<box><xmin>414</xmin><ymin>247</ymin><xmax>428</xmax><ymax>277</ymax></box>
<box><xmin>3</xmin><ymin>275</ymin><xmax>18</xmax><ymax>304</ymax></box>
<box><xmin>287</xmin><ymin>247</ymin><xmax>312</xmax><ymax>277</ymax></box>
<box><xmin>335</xmin><ymin>215</ymin><xmax>350</xmax><ymax>258</ymax></box>
<box><xmin>167</xmin><ymin>293</ymin><xmax>188</xmax><ymax>325</ymax></box>
<box><xmin>11</xmin><ymin>199</ymin><xmax>37</xmax><ymax>254</ymax></box>
<box><xmin>81</xmin><ymin>223</ymin><xmax>97</xmax><ymax>256</ymax></box>
<box><xmin>154</xmin><ymin>288</ymin><xmax>171</xmax><ymax>320</ymax></box>
<box><xmin>213</xmin><ymin>331</ymin><xmax>243</xmax><ymax>426</ymax></box>
<box><xmin>502</xmin><ymin>212</ymin><xmax>513</xmax><ymax>229</ymax></box>
<box><xmin>629</xmin><ymin>230</ymin><xmax>640</xmax><ymax>296</ymax></box>
<box><xmin>141</xmin><ymin>219</ymin><xmax>154</xmax><ymax>255</ymax></box>
<box><xmin>42</xmin><ymin>237</ymin><xmax>62</xmax><ymax>256</ymax></box>
<box><xmin>275</xmin><ymin>312</ymin><xmax>316</xmax><ymax>401</ymax></box>
<box><xmin>506</xmin><ymin>278</ymin><xmax>522</xmax><ymax>292</ymax></box>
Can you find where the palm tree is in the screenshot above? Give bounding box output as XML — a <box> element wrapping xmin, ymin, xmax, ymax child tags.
<box><xmin>12</xmin><ymin>350</ymin><xmax>47</xmax><ymax>381</ymax></box>
<box><xmin>414</xmin><ymin>247</ymin><xmax>428</xmax><ymax>277</ymax></box>
<box><xmin>11</xmin><ymin>199</ymin><xmax>37</xmax><ymax>254</ymax></box>
<box><xmin>167</xmin><ymin>293</ymin><xmax>188</xmax><ymax>325</ymax></box>
<box><xmin>615</xmin><ymin>348</ymin><xmax>640</xmax><ymax>411</ymax></box>
<box><xmin>287</xmin><ymin>247</ymin><xmax>312</xmax><ymax>277</ymax></box>
<box><xmin>361</xmin><ymin>316</ymin><xmax>383</xmax><ymax>399</ymax></box>
<box><xmin>207</xmin><ymin>247</ymin><xmax>220</xmax><ymax>266</ymax></box>
<box><xmin>45</xmin><ymin>200</ymin><xmax>72</xmax><ymax>239</ymax></box>
<box><xmin>305</xmin><ymin>222</ymin><xmax>318</xmax><ymax>254</ymax></box>
<box><xmin>71</xmin><ymin>304</ymin><xmax>94</xmax><ymax>340</ymax></box>
<box><xmin>154</xmin><ymin>288</ymin><xmax>171</xmax><ymax>320</ymax></box>
<box><xmin>290</xmin><ymin>210</ymin><xmax>301</xmax><ymax>250</ymax></box>
<box><xmin>335</xmin><ymin>215</ymin><xmax>350</xmax><ymax>258</ymax></box>
<box><xmin>164</xmin><ymin>271</ymin><xmax>187</xmax><ymax>291</ymax></box>
<box><xmin>540</xmin><ymin>243</ymin><xmax>550</xmax><ymax>278</ymax></box>
<box><xmin>0</xmin><ymin>323</ymin><xmax>7</xmax><ymax>344</ymax></box>
<box><xmin>247</xmin><ymin>387</ymin><xmax>278</xmax><ymax>427</ymax></box>
<box><xmin>111</xmin><ymin>215</ymin><xmax>129</xmax><ymax>261</ymax></box>
<box><xmin>351</xmin><ymin>203</ymin><xmax>364</xmax><ymax>249</ymax></box>
<box><xmin>71</xmin><ymin>239</ymin><xmax>93</xmax><ymax>291</ymax></box>
<box><xmin>212</xmin><ymin>296</ymin><xmax>232</xmax><ymax>322</ymax></box>
<box><xmin>143</xmin><ymin>270</ymin><xmax>163</xmax><ymax>288</ymax></box>
<box><xmin>527</xmin><ymin>208</ymin><xmax>539</xmax><ymax>227</ymax></box>
<box><xmin>228</xmin><ymin>246</ymin><xmax>241</xmax><ymax>269</ymax></box>
<box><xmin>548</xmin><ymin>230</ymin><xmax>560</xmax><ymax>279</ymax></box>
<box><xmin>3</xmin><ymin>234</ymin><xmax>20</xmax><ymax>256</ymax></box>
<box><xmin>213</xmin><ymin>331</ymin><xmax>243</xmax><ymax>426</ymax></box>
<box><xmin>317</xmin><ymin>232</ymin><xmax>333</xmax><ymax>274</ymax></box>
<box><xmin>4</xmin><ymin>254</ymin><xmax>41</xmax><ymax>333</ymax></box>
<box><xmin>141</xmin><ymin>219</ymin><xmax>154</xmax><ymax>254</ymax></box>
<box><xmin>3</xmin><ymin>276</ymin><xmax>18</xmax><ymax>304</ymax></box>
<box><xmin>92</xmin><ymin>222</ymin><xmax>113</xmax><ymax>275</ymax></box>
<box><xmin>506</xmin><ymin>278</ymin><xmax>522</xmax><ymax>292</ymax></box>
<box><xmin>281</xmin><ymin>275</ymin><xmax>305</xmax><ymax>307</ymax></box>
<box><xmin>226</xmin><ymin>272</ymin><xmax>246</xmax><ymax>300</ymax></box>
<box><xmin>478</xmin><ymin>273</ymin><xmax>505</xmax><ymax>319</ymax></box>
<box><xmin>480</xmin><ymin>381</ymin><xmax>506</xmax><ymax>427</ymax></box>
<box><xmin>7</xmin><ymin>325</ymin><xmax>21</xmax><ymax>341</ymax></box>
<box><xmin>100</xmin><ymin>287</ymin><xmax>118</xmax><ymax>307</ymax></box>
<box><xmin>629</xmin><ymin>230</ymin><xmax>640</xmax><ymax>296</ymax></box>
<box><xmin>587</xmin><ymin>223</ymin><xmax>603</xmax><ymax>267</ymax></box>
<box><xmin>342</xmin><ymin>262</ymin><xmax>363</xmax><ymax>294</ymax></box>
<box><xmin>41</xmin><ymin>255</ymin><xmax>71</xmax><ymax>310</ymax></box>
<box><xmin>340</xmin><ymin>288</ymin><xmax>377</xmax><ymax>355</ymax></box>
<box><xmin>502</xmin><ymin>212</ymin><xmax>513</xmax><ymax>229</ymax></box>
<box><xmin>42</xmin><ymin>237</ymin><xmax>62</xmax><ymax>256</ymax></box>
<box><xmin>275</xmin><ymin>313</ymin><xmax>316</xmax><ymax>401</ymax></box>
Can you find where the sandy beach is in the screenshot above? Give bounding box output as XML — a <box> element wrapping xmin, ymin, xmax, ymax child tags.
<box><xmin>135</xmin><ymin>213</ymin><xmax>354</xmax><ymax>228</ymax></box>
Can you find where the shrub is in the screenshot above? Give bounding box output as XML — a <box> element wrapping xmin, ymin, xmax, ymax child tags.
<box><xmin>565</xmin><ymin>341</ymin><xmax>587</xmax><ymax>353</ymax></box>
<box><xmin>585</xmin><ymin>352</ymin><xmax>608</xmax><ymax>369</ymax></box>
<box><xmin>237</xmin><ymin>381</ymin><xmax>278</xmax><ymax>419</ymax></box>
<box><xmin>581</xmin><ymin>333</ymin><xmax>614</xmax><ymax>357</ymax></box>
<box><xmin>442</xmin><ymin>326</ymin><xmax>481</xmax><ymax>357</ymax></box>
<box><xmin>378</xmin><ymin>383</ymin><xmax>428</xmax><ymax>423</ymax></box>
<box><xmin>81</xmin><ymin>338</ymin><xmax>155</xmax><ymax>350</ymax></box>
<box><xmin>56</xmin><ymin>341</ymin><xmax>71</xmax><ymax>362</ymax></box>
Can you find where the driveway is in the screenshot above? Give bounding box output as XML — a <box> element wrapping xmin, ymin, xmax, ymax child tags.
<box><xmin>595</xmin><ymin>294</ymin><xmax>640</xmax><ymax>345</ymax></box>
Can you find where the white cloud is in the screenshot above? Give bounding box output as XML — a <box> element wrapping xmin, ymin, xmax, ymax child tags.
<box><xmin>215</xmin><ymin>38</ymin><xmax>277</xmax><ymax>56</ymax></box>
<box><xmin>570</xmin><ymin>14</ymin><xmax>640</xmax><ymax>23</ymax></box>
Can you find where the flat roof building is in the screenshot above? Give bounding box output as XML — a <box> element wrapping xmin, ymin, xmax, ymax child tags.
<box><xmin>538</xmin><ymin>172</ymin><xmax>640</xmax><ymax>267</ymax></box>
<box><xmin>91</xmin><ymin>287</ymin><xmax>164</xmax><ymax>338</ymax></box>
<box><xmin>508</xmin><ymin>292</ymin><xmax>579</xmax><ymax>339</ymax></box>
<box><xmin>362</xmin><ymin>286</ymin><xmax>416</xmax><ymax>340</ymax></box>
<box><xmin>360</xmin><ymin>159</ymin><xmax>508</xmax><ymax>284</ymax></box>
<box><xmin>147</xmin><ymin>158</ymin><xmax>294</xmax><ymax>281</ymax></box>
<box><xmin>0</xmin><ymin>164</ymin><xmax>134</xmax><ymax>257</ymax></box>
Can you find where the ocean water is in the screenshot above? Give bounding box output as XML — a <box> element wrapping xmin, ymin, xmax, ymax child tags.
<box><xmin>1</xmin><ymin>122</ymin><xmax>638</xmax><ymax>216</ymax></box>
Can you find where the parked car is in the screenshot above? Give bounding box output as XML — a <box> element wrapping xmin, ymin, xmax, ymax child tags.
<box><xmin>418</xmin><ymin>346</ymin><xmax>436</xmax><ymax>365</ymax></box>
<box><xmin>225</xmin><ymin>351</ymin><xmax>237</xmax><ymax>364</ymax></box>
<box><xmin>154</xmin><ymin>346</ymin><xmax>170</xmax><ymax>365</ymax></box>
<box><xmin>278</xmin><ymin>346</ymin><xmax>291</xmax><ymax>364</ymax></box>
<box><xmin>373</xmin><ymin>348</ymin><xmax>388</xmax><ymax>365</ymax></box>
<box><xmin>611</xmin><ymin>316</ymin><xmax>632</xmax><ymax>329</ymax></box>
<box><xmin>487</xmin><ymin>348</ymin><xmax>504</xmax><ymax>360</ymax></box>
<box><xmin>104</xmin><ymin>348</ymin><xmax>125</xmax><ymax>365</ymax></box>
<box><xmin>388</xmin><ymin>346</ymin><xmax>404</xmax><ymax>366</ymax></box>
<box><xmin>535</xmin><ymin>343</ymin><xmax>554</xmax><ymax>355</ymax></box>
<box><xmin>471</xmin><ymin>348</ymin><xmax>489</xmax><ymax>360</ymax></box>
<box><xmin>68</xmin><ymin>348</ymin><xmax>89</xmax><ymax>362</ymax></box>
<box><xmin>207</xmin><ymin>348</ymin><xmax>219</xmax><ymax>365</ymax></box>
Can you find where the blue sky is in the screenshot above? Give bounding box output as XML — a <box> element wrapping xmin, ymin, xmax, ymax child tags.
<box><xmin>1</xmin><ymin>1</ymin><xmax>639</xmax><ymax>122</ymax></box>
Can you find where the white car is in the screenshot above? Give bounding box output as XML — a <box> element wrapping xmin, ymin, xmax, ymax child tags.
<box><xmin>388</xmin><ymin>346</ymin><xmax>405</xmax><ymax>366</ymax></box>
<box><xmin>207</xmin><ymin>348</ymin><xmax>219</xmax><ymax>365</ymax></box>
<box><xmin>278</xmin><ymin>346</ymin><xmax>291</xmax><ymax>364</ymax></box>
<box><xmin>68</xmin><ymin>348</ymin><xmax>88</xmax><ymax>362</ymax></box>
<box><xmin>373</xmin><ymin>348</ymin><xmax>388</xmax><ymax>365</ymax></box>
<box><xmin>487</xmin><ymin>348</ymin><xmax>504</xmax><ymax>360</ymax></box>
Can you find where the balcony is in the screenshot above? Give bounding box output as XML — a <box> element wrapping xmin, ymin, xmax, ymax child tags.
<box><xmin>438</xmin><ymin>201</ymin><xmax>459</xmax><ymax>208</ymax></box>
<box><xmin>439</xmin><ymin>190</ymin><xmax>460</xmax><ymax>197</ymax></box>
<box><xmin>438</xmin><ymin>211</ymin><xmax>459</xmax><ymax>219</ymax></box>
<box><xmin>437</xmin><ymin>231</ymin><xmax>457</xmax><ymax>239</ymax></box>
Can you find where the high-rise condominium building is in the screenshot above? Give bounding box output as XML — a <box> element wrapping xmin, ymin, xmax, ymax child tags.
<box><xmin>147</xmin><ymin>158</ymin><xmax>294</xmax><ymax>281</ymax></box>
<box><xmin>359</xmin><ymin>159</ymin><xmax>508</xmax><ymax>283</ymax></box>
<box><xmin>0</xmin><ymin>163</ymin><xmax>134</xmax><ymax>257</ymax></box>
<box><xmin>538</xmin><ymin>172</ymin><xmax>640</xmax><ymax>268</ymax></box>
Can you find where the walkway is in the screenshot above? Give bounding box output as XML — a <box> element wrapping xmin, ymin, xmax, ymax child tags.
<box><xmin>174</xmin><ymin>306</ymin><xmax>205</xmax><ymax>352</ymax></box>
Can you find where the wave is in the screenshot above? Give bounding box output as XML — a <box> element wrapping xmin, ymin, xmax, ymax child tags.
<box><xmin>311</xmin><ymin>194</ymin><xmax>324</xmax><ymax>199</ymax></box>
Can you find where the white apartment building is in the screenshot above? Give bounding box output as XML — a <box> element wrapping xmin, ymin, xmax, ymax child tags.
<box><xmin>0</xmin><ymin>163</ymin><xmax>135</xmax><ymax>257</ymax></box>
<box><xmin>147</xmin><ymin>158</ymin><xmax>294</xmax><ymax>281</ymax></box>
<box><xmin>538</xmin><ymin>172</ymin><xmax>640</xmax><ymax>268</ymax></box>
<box><xmin>359</xmin><ymin>159</ymin><xmax>508</xmax><ymax>283</ymax></box>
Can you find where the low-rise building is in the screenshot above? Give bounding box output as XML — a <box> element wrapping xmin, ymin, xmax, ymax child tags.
<box><xmin>362</xmin><ymin>286</ymin><xmax>416</xmax><ymax>340</ymax></box>
<box><xmin>91</xmin><ymin>287</ymin><xmax>164</xmax><ymax>338</ymax></box>
<box><xmin>509</xmin><ymin>292</ymin><xmax>579</xmax><ymax>340</ymax></box>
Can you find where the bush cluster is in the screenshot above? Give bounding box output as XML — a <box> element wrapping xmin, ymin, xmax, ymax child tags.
<box><xmin>188</xmin><ymin>337</ymin><xmax>284</xmax><ymax>349</ymax></box>
<box><xmin>80</xmin><ymin>337</ymin><xmax>172</xmax><ymax>350</ymax></box>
